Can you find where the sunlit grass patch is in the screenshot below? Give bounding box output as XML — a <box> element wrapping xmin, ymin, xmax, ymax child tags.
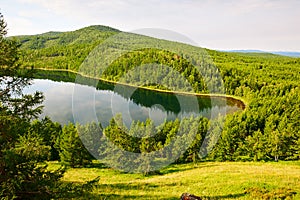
<box><xmin>47</xmin><ymin>161</ymin><xmax>300</xmax><ymax>199</ymax></box>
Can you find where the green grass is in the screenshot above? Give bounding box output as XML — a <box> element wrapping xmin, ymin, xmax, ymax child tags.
<box><xmin>48</xmin><ymin>161</ymin><xmax>300</xmax><ymax>199</ymax></box>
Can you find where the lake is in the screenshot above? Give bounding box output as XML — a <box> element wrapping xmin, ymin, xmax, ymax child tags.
<box><xmin>24</xmin><ymin>70</ymin><xmax>244</xmax><ymax>127</ymax></box>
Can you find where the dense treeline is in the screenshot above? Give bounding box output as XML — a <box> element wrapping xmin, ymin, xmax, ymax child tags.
<box><xmin>102</xmin><ymin>48</ymin><xmax>206</xmax><ymax>93</ymax></box>
<box><xmin>207</xmin><ymin>50</ymin><xmax>300</xmax><ymax>161</ymax></box>
<box><xmin>103</xmin><ymin>115</ymin><xmax>209</xmax><ymax>161</ymax></box>
<box><xmin>10</xmin><ymin>24</ymin><xmax>300</xmax><ymax>163</ymax></box>
<box><xmin>208</xmin><ymin>50</ymin><xmax>300</xmax><ymax>96</ymax></box>
<box><xmin>19</xmin><ymin>116</ymin><xmax>209</xmax><ymax>174</ymax></box>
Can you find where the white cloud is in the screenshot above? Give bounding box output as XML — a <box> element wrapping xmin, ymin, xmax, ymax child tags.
<box><xmin>6</xmin><ymin>17</ymin><xmax>36</xmax><ymax>35</ymax></box>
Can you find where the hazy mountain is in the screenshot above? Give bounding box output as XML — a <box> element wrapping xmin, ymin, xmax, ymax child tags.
<box><xmin>223</xmin><ymin>49</ymin><xmax>300</xmax><ymax>57</ymax></box>
<box><xmin>270</xmin><ymin>51</ymin><xmax>300</xmax><ymax>57</ymax></box>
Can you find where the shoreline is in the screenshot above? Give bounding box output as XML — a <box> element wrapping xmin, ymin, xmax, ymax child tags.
<box><xmin>31</xmin><ymin>67</ymin><xmax>247</xmax><ymax>110</ymax></box>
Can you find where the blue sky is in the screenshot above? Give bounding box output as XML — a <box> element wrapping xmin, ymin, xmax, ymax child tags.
<box><xmin>1</xmin><ymin>0</ymin><xmax>300</xmax><ymax>51</ymax></box>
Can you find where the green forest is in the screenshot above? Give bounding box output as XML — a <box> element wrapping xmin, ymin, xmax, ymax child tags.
<box><xmin>14</xmin><ymin>23</ymin><xmax>300</xmax><ymax>162</ymax></box>
<box><xmin>1</xmin><ymin>11</ymin><xmax>300</xmax><ymax>199</ymax></box>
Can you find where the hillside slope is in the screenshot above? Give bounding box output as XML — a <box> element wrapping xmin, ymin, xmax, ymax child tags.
<box><xmin>13</xmin><ymin>25</ymin><xmax>120</xmax><ymax>70</ymax></box>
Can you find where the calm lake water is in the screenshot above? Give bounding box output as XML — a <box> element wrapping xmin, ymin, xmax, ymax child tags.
<box><xmin>23</xmin><ymin>71</ymin><xmax>244</xmax><ymax>127</ymax></box>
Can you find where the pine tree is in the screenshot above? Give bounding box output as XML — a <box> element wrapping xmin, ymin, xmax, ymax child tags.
<box><xmin>0</xmin><ymin>12</ymin><xmax>64</xmax><ymax>199</ymax></box>
<box><xmin>29</xmin><ymin>117</ymin><xmax>62</xmax><ymax>160</ymax></box>
<box><xmin>56</xmin><ymin>123</ymin><xmax>93</xmax><ymax>167</ymax></box>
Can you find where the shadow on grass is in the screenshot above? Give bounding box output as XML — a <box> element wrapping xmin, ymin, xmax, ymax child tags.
<box><xmin>95</xmin><ymin>182</ymin><xmax>160</xmax><ymax>191</ymax></box>
<box><xmin>83</xmin><ymin>161</ymin><xmax>221</xmax><ymax>176</ymax></box>
<box><xmin>159</xmin><ymin>162</ymin><xmax>220</xmax><ymax>175</ymax></box>
<box><xmin>87</xmin><ymin>182</ymin><xmax>178</xmax><ymax>199</ymax></box>
<box><xmin>202</xmin><ymin>193</ymin><xmax>246</xmax><ymax>199</ymax></box>
<box><xmin>84</xmin><ymin>193</ymin><xmax>179</xmax><ymax>199</ymax></box>
<box><xmin>84</xmin><ymin>162</ymin><xmax>109</xmax><ymax>169</ymax></box>
<box><xmin>74</xmin><ymin>180</ymin><xmax>247</xmax><ymax>199</ymax></box>
<box><xmin>82</xmin><ymin>192</ymin><xmax>246</xmax><ymax>200</ymax></box>
<box><xmin>88</xmin><ymin>194</ymin><xmax>180</xmax><ymax>200</ymax></box>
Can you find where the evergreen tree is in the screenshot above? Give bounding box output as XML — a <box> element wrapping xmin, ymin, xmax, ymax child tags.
<box><xmin>245</xmin><ymin>130</ymin><xmax>267</xmax><ymax>161</ymax></box>
<box><xmin>29</xmin><ymin>117</ymin><xmax>62</xmax><ymax>160</ymax></box>
<box><xmin>77</xmin><ymin>121</ymin><xmax>103</xmax><ymax>159</ymax></box>
<box><xmin>56</xmin><ymin>123</ymin><xmax>93</xmax><ymax>167</ymax></box>
<box><xmin>0</xmin><ymin>12</ymin><xmax>64</xmax><ymax>199</ymax></box>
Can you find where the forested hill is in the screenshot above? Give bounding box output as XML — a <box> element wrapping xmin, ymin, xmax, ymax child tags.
<box><xmin>16</xmin><ymin>25</ymin><xmax>120</xmax><ymax>47</ymax></box>
<box><xmin>13</xmin><ymin>25</ymin><xmax>120</xmax><ymax>69</ymax></box>
<box><xmin>12</xmin><ymin>25</ymin><xmax>300</xmax><ymax>95</ymax></box>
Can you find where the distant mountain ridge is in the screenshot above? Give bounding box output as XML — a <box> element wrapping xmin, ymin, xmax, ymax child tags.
<box><xmin>11</xmin><ymin>25</ymin><xmax>300</xmax><ymax>58</ymax></box>
<box><xmin>223</xmin><ymin>49</ymin><xmax>300</xmax><ymax>57</ymax></box>
<box><xmin>10</xmin><ymin>24</ymin><xmax>300</xmax><ymax>73</ymax></box>
<box><xmin>269</xmin><ymin>51</ymin><xmax>300</xmax><ymax>57</ymax></box>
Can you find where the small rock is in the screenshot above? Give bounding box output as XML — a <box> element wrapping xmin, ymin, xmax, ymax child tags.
<box><xmin>180</xmin><ymin>193</ymin><xmax>202</xmax><ymax>200</ymax></box>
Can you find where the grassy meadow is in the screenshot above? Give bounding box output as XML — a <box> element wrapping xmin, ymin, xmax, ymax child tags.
<box><xmin>48</xmin><ymin>161</ymin><xmax>300</xmax><ymax>199</ymax></box>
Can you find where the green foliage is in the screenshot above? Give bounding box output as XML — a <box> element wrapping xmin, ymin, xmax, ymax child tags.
<box><xmin>204</xmin><ymin>50</ymin><xmax>300</xmax><ymax>161</ymax></box>
<box><xmin>77</xmin><ymin>121</ymin><xmax>103</xmax><ymax>159</ymax></box>
<box><xmin>0</xmin><ymin>111</ymin><xmax>70</xmax><ymax>199</ymax></box>
<box><xmin>9</xmin><ymin>23</ymin><xmax>300</xmax><ymax>162</ymax></box>
<box><xmin>102</xmin><ymin>48</ymin><xmax>206</xmax><ymax>93</ymax></box>
<box><xmin>14</xmin><ymin>131</ymin><xmax>51</xmax><ymax>161</ymax></box>
<box><xmin>0</xmin><ymin>11</ymin><xmax>57</xmax><ymax>199</ymax></box>
<box><xmin>1</xmin><ymin>131</ymin><xmax>63</xmax><ymax>199</ymax></box>
<box><xmin>0</xmin><ymin>12</ymin><xmax>97</xmax><ymax>199</ymax></box>
<box><xmin>29</xmin><ymin>117</ymin><xmax>62</xmax><ymax>160</ymax></box>
<box><xmin>102</xmin><ymin>114</ymin><xmax>208</xmax><ymax>173</ymax></box>
<box><xmin>56</xmin><ymin>123</ymin><xmax>93</xmax><ymax>167</ymax></box>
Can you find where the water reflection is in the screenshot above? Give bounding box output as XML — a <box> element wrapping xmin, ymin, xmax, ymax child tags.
<box><xmin>23</xmin><ymin>70</ymin><xmax>243</xmax><ymax>126</ymax></box>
